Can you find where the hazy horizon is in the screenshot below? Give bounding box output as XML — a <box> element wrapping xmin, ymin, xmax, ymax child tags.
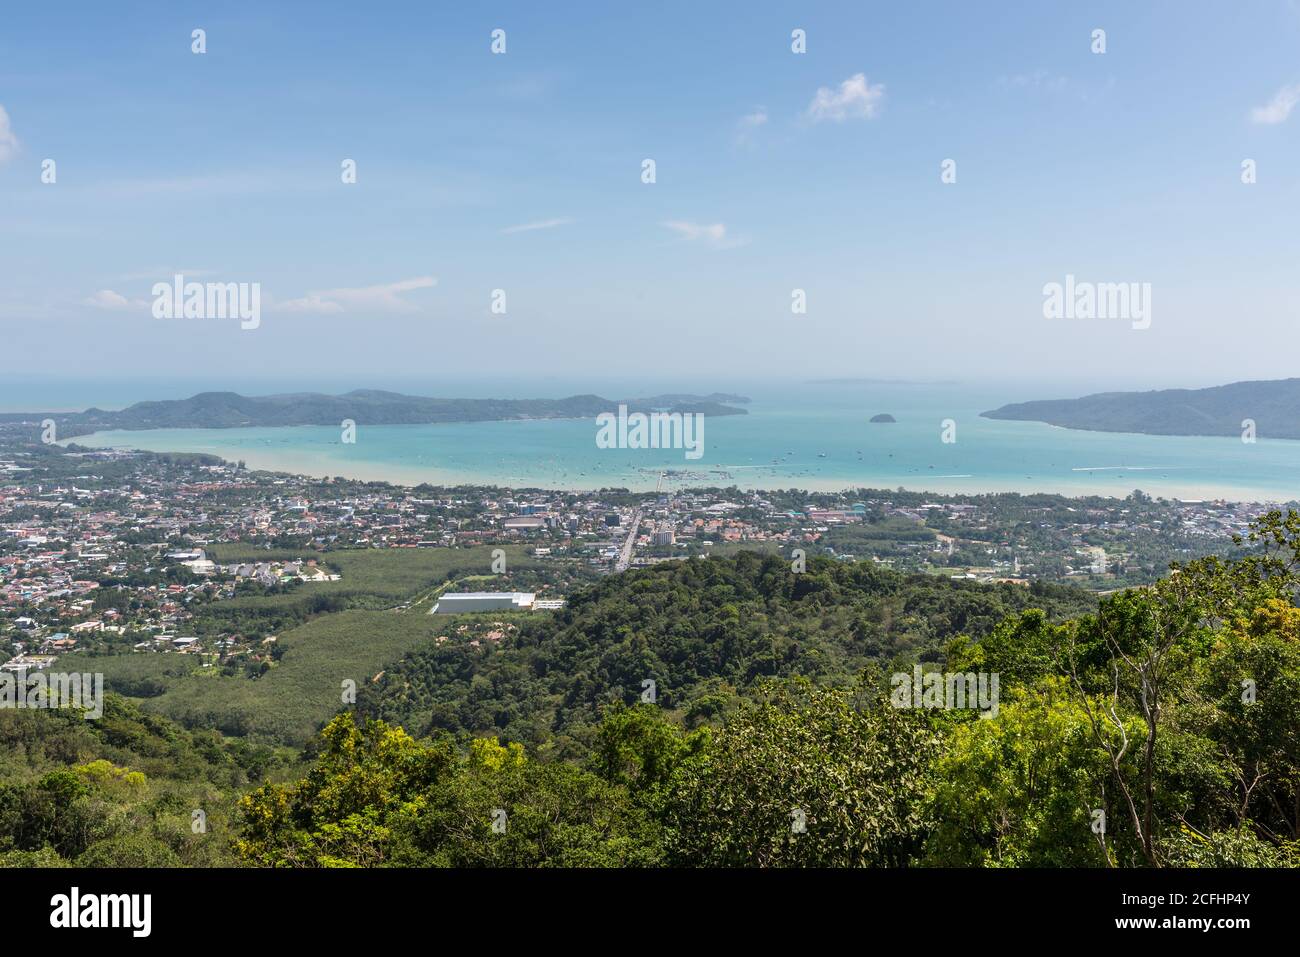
<box><xmin>0</xmin><ymin>371</ymin><xmax>1283</xmax><ymax>415</ymax></box>
<box><xmin>4</xmin><ymin>2</ymin><xmax>1300</xmax><ymax>386</ymax></box>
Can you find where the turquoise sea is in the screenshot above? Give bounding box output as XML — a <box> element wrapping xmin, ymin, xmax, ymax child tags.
<box><xmin>56</xmin><ymin>381</ymin><xmax>1300</xmax><ymax>502</ymax></box>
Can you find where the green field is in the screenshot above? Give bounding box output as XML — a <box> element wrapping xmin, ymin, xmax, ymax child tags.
<box><xmin>703</xmin><ymin>541</ymin><xmax>782</xmax><ymax>558</ymax></box>
<box><xmin>207</xmin><ymin>544</ymin><xmax>535</xmax><ymax>606</ymax></box>
<box><xmin>63</xmin><ymin>545</ymin><xmax>553</xmax><ymax>744</ymax></box>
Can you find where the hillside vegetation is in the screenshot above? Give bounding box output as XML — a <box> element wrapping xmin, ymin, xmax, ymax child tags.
<box><xmin>358</xmin><ymin>551</ymin><xmax>1096</xmax><ymax>756</ymax></box>
<box><xmin>0</xmin><ymin>696</ymin><xmax>286</xmax><ymax>867</ymax></box>
<box><xmin>241</xmin><ymin>512</ymin><xmax>1300</xmax><ymax>867</ymax></box>
<box><xmin>8</xmin><ymin>516</ymin><xmax>1298</xmax><ymax>867</ymax></box>
<box><xmin>982</xmin><ymin>377</ymin><xmax>1300</xmax><ymax>438</ymax></box>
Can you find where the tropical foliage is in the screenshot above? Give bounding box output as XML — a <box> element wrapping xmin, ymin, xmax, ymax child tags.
<box><xmin>6</xmin><ymin>514</ymin><xmax>1300</xmax><ymax>867</ymax></box>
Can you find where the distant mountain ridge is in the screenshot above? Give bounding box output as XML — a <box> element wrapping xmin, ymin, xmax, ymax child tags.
<box><xmin>1</xmin><ymin>390</ymin><xmax>749</xmax><ymax>438</ymax></box>
<box><xmin>981</xmin><ymin>378</ymin><xmax>1300</xmax><ymax>439</ymax></box>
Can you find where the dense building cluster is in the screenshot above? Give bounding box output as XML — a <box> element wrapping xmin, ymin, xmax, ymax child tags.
<box><xmin>0</xmin><ymin>438</ymin><xmax>1278</xmax><ymax>672</ymax></box>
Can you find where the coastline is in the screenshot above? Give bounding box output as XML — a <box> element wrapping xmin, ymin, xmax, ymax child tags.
<box><xmin>69</xmin><ymin>425</ymin><xmax>1300</xmax><ymax>504</ymax></box>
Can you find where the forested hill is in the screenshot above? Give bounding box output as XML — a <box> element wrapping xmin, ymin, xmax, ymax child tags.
<box><xmin>0</xmin><ymin>695</ymin><xmax>282</xmax><ymax>867</ymax></box>
<box><xmin>3</xmin><ymin>389</ymin><xmax>749</xmax><ymax>437</ymax></box>
<box><xmin>7</xmin><ymin>529</ymin><xmax>1298</xmax><ymax>868</ymax></box>
<box><xmin>358</xmin><ymin>552</ymin><xmax>1096</xmax><ymax>756</ymax></box>
<box><xmin>981</xmin><ymin>377</ymin><xmax>1300</xmax><ymax>438</ymax></box>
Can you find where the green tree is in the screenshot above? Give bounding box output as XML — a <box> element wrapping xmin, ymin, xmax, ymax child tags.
<box><xmin>924</xmin><ymin>677</ymin><xmax>1129</xmax><ymax>866</ymax></box>
<box><xmin>237</xmin><ymin>714</ymin><xmax>658</xmax><ymax>867</ymax></box>
<box><xmin>660</xmin><ymin>680</ymin><xmax>937</xmax><ymax>866</ymax></box>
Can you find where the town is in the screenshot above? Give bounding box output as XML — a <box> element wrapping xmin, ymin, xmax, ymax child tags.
<box><xmin>0</xmin><ymin>430</ymin><xmax>1277</xmax><ymax>680</ymax></box>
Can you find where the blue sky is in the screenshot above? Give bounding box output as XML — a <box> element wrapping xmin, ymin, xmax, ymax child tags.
<box><xmin>3</xmin><ymin>0</ymin><xmax>1300</xmax><ymax>393</ymax></box>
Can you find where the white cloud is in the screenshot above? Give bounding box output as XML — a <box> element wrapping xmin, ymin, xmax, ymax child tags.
<box><xmin>997</xmin><ymin>71</ymin><xmax>1069</xmax><ymax>93</ymax></box>
<box><xmin>735</xmin><ymin>108</ymin><xmax>768</xmax><ymax>145</ymax></box>
<box><xmin>84</xmin><ymin>289</ymin><xmax>139</xmax><ymax>310</ymax></box>
<box><xmin>501</xmin><ymin>218</ymin><xmax>573</xmax><ymax>234</ymax></box>
<box><xmin>1250</xmin><ymin>83</ymin><xmax>1300</xmax><ymax>124</ymax></box>
<box><xmin>274</xmin><ymin>294</ymin><xmax>346</xmax><ymax>315</ymax></box>
<box><xmin>661</xmin><ymin>221</ymin><xmax>747</xmax><ymax>249</ymax></box>
<box><xmin>119</xmin><ymin>268</ymin><xmax>214</xmax><ymax>281</ymax></box>
<box><xmin>806</xmin><ymin>73</ymin><xmax>885</xmax><ymax>122</ymax></box>
<box><xmin>276</xmin><ymin>276</ymin><xmax>437</xmax><ymax>314</ymax></box>
<box><xmin>0</xmin><ymin>105</ymin><xmax>19</xmax><ymax>163</ymax></box>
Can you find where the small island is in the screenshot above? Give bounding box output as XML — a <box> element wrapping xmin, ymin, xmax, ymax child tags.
<box><xmin>869</xmin><ymin>413</ymin><xmax>896</xmax><ymax>423</ymax></box>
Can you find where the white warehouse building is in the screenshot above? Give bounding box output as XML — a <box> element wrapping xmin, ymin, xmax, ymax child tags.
<box><xmin>431</xmin><ymin>592</ymin><xmax>536</xmax><ymax>615</ymax></box>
